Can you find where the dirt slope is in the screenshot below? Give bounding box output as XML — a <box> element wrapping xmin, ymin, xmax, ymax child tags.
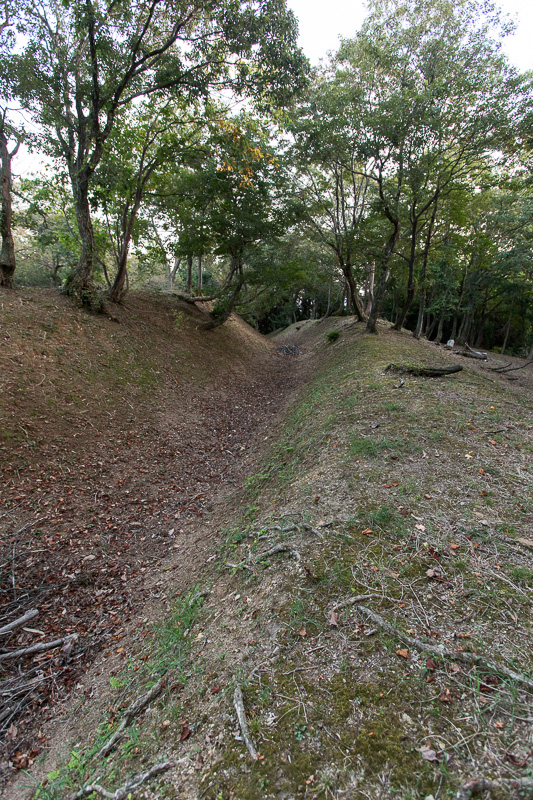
<box><xmin>0</xmin><ymin>288</ymin><xmax>304</xmax><ymax>795</ymax></box>
<box><xmin>2</xmin><ymin>302</ymin><xmax>533</xmax><ymax>800</ymax></box>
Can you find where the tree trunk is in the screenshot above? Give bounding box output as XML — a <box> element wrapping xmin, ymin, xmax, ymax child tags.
<box><xmin>169</xmin><ymin>256</ymin><xmax>181</xmax><ymax>290</ymax></box>
<box><xmin>205</xmin><ymin>255</ymin><xmax>243</xmax><ymax>329</ymax></box>
<box><xmin>67</xmin><ymin>172</ymin><xmax>102</xmax><ymax>310</ymax></box>
<box><xmin>364</xmin><ymin>262</ymin><xmax>375</xmax><ymax>316</ymax></box>
<box><xmin>197</xmin><ymin>255</ymin><xmax>203</xmax><ymax>292</ymax></box>
<box><xmin>393</xmin><ymin>221</ymin><xmax>417</xmax><ymax>331</ymax></box>
<box><xmin>501</xmin><ymin>311</ymin><xmax>512</xmax><ymax>356</ymax></box>
<box><xmin>343</xmin><ymin>263</ymin><xmax>365</xmax><ymax>321</ymax></box>
<box><xmin>186</xmin><ymin>254</ymin><xmax>193</xmax><ymax>294</ymax></box>
<box><xmin>366</xmin><ymin>220</ymin><xmax>401</xmax><ymax>334</ymax></box>
<box><xmin>0</xmin><ymin>128</ymin><xmax>18</xmax><ymax>288</ymax></box>
<box><xmin>435</xmin><ymin>305</ymin><xmax>446</xmax><ymax>343</ymax></box>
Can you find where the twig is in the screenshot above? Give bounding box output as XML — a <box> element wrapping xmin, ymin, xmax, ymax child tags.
<box><xmin>0</xmin><ymin>517</ymin><xmax>48</xmax><ymax>542</ymax></box>
<box><xmin>352</xmin><ymin>604</ymin><xmax>533</xmax><ymax>690</ymax></box>
<box><xmin>0</xmin><ymin>633</ymin><xmax>77</xmax><ymax>662</ymax></box>
<box><xmin>98</xmin><ymin>676</ymin><xmax>166</xmax><ymax>758</ymax></box>
<box><xmin>255</xmin><ymin>543</ymin><xmax>301</xmax><ymax>563</ymax></box>
<box><xmin>226</xmin><ymin>562</ymin><xmax>254</xmax><ymax>572</ymax></box>
<box><xmin>333</xmin><ymin>594</ymin><xmax>394</xmax><ymax>611</ymax></box>
<box><xmin>73</xmin><ymin>759</ymin><xmax>180</xmax><ymax>799</ymax></box>
<box><xmin>233</xmin><ymin>685</ymin><xmax>258</xmax><ymax>760</ymax></box>
<box><xmin>455</xmin><ymin>777</ymin><xmax>500</xmax><ymax>799</ymax></box>
<box><xmin>0</xmin><ymin>608</ymin><xmax>38</xmax><ymax>636</ymax></box>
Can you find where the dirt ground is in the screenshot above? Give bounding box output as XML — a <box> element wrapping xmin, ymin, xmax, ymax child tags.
<box><xmin>0</xmin><ymin>288</ymin><xmax>306</xmax><ymax>795</ymax></box>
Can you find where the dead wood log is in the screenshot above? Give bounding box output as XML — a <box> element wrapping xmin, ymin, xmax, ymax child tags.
<box><xmin>0</xmin><ymin>633</ymin><xmax>77</xmax><ymax>662</ymax></box>
<box><xmin>349</xmin><ymin>603</ymin><xmax>533</xmax><ymax>690</ymax></box>
<box><xmin>0</xmin><ymin>609</ymin><xmax>38</xmax><ymax>636</ymax></box>
<box><xmin>98</xmin><ymin>676</ymin><xmax>166</xmax><ymax>758</ymax></box>
<box><xmin>233</xmin><ymin>685</ymin><xmax>258</xmax><ymax>760</ymax></box>
<box><xmin>73</xmin><ymin>759</ymin><xmax>180</xmax><ymax>800</ymax></box>
<box><xmin>385</xmin><ymin>363</ymin><xmax>463</xmax><ymax>378</ymax></box>
<box><xmin>457</xmin><ymin>343</ymin><xmax>488</xmax><ymax>361</ymax></box>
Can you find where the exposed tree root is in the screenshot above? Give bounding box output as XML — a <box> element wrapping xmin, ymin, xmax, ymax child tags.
<box><xmin>255</xmin><ymin>543</ymin><xmax>301</xmax><ymax>563</ymax></box>
<box><xmin>233</xmin><ymin>685</ymin><xmax>258</xmax><ymax>760</ymax></box>
<box><xmin>98</xmin><ymin>676</ymin><xmax>166</xmax><ymax>758</ymax></box>
<box><xmin>73</xmin><ymin>759</ymin><xmax>180</xmax><ymax>799</ymax></box>
<box><xmin>348</xmin><ymin>603</ymin><xmax>533</xmax><ymax>690</ymax></box>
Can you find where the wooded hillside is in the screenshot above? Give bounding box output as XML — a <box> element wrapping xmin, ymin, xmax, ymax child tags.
<box><xmin>1</xmin><ymin>0</ymin><xmax>532</xmax><ymax>353</ymax></box>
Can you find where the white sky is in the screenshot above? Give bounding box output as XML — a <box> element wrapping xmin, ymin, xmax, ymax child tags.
<box><xmin>286</xmin><ymin>0</ymin><xmax>533</xmax><ymax>71</ymax></box>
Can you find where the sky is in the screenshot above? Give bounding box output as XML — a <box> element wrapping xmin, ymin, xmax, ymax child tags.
<box><xmin>286</xmin><ymin>0</ymin><xmax>533</xmax><ymax>72</ymax></box>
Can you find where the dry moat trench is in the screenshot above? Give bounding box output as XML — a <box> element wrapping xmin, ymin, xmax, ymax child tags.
<box><xmin>2</xmin><ymin>295</ymin><xmax>533</xmax><ymax>800</ymax></box>
<box><xmin>0</xmin><ymin>290</ymin><xmax>309</xmax><ymax>798</ymax></box>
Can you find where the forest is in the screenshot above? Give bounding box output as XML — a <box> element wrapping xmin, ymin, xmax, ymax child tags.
<box><xmin>1</xmin><ymin>0</ymin><xmax>533</xmax><ymax>352</ymax></box>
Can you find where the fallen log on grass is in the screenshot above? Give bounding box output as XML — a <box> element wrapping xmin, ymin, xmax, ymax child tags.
<box><xmin>385</xmin><ymin>363</ymin><xmax>463</xmax><ymax>378</ymax></box>
<box><xmin>457</xmin><ymin>343</ymin><xmax>488</xmax><ymax>361</ymax></box>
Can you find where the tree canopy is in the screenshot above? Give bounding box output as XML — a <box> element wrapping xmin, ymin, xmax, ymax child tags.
<box><xmin>2</xmin><ymin>0</ymin><xmax>533</xmax><ymax>354</ymax></box>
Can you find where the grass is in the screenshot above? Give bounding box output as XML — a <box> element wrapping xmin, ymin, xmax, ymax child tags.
<box><xmin>31</xmin><ymin>588</ymin><xmax>206</xmax><ymax>799</ymax></box>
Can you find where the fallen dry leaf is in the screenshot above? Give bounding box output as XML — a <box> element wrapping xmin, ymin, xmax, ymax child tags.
<box><xmin>419</xmin><ymin>745</ymin><xmax>439</xmax><ymax>762</ymax></box>
<box><xmin>396</xmin><ymin>648</ymin><xmax>410</xmax><ymax>659</ymax></box>
<box><xmin>180</xmin><ymin>724</ymin><xmax>191</xmax><ymax>741</ymax></box>
<box><xmin>328</xmin><ymin>609</ymin><xmax>339</xmax><ymax>628</ymax></box>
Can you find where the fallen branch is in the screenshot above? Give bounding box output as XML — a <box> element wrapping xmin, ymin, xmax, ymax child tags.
<box><xmin>385</xmin><ymin>363</ymin><xmax>463</xmax><ymax>378</ymax></box>
<box><xmin>457</xmin><ymin>343</ymin><xmax>487</xmax><ymax>361</ymax></box>
<box><xmin>352</xmin><ymin>604</ymin><xmax>533</xmax><ymax>690</ymax></box>
<box><xmin>98</xmin><ymin>676</ymin><xmax>166</xmax><ymax>758</ymax></box>
<box><xmin>490</xmin><ymin>359</ymin><xmax>533</xmax><ymax>374</ymax></box>
<box><xmin>255</xmin><ymin>543</ymin><xmax>301</xmax><ymax>563</ymax></box>
<box><xmin>73</xmin><ymin>759</ymin><xmax>180</xmax><ymax>800</ymax></box>
<box><xmin>233</xmin><ymin>685</ymin><xmax>258</xmax><ymax>760</ymax></box>
<box><xmin>0</xmin><ymin>633</ymin><xmax>77</xmax><ymax>662</ymax></box>
<box><xmin>0</xmin><ymin>609</ymin><xmax>39</xmax><ymax>636</ymax></box>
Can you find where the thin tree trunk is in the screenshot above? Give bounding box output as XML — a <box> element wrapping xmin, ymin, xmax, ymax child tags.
<box><xmin>186</xmin><ymin>254</ymin><xmax>193</xmax><ymax>294</ymax></box>
<box><xmin>343</xmin><ymin>263</ymin><xmax>365</xmax><ymax>321</ymax></box>
<box><xmin>169</xmin><ymin>256</ymin><xmax>181</xmax><ymax>290</ymax></box>
<box><xmin>367</xmin><ymin>220</ymin><xmax>401</xmax><ymax>334</ymax></box>
<box><xmin>205</xmin><ymin>255</ymin><xmax>243</xmax><ymax>328</ymax></box>
<box><xmin>436</xmin><ymin>305</ymin><xmax>446</xmax><ymax>343</ymax></box>
<box><xmin>393</xmin><ymin>222</ymin><xmax>417</xmax><ymax>331</ymax></box>
<box><xmin>197</xmin><ymin>255</ymin><xmax>203</xmax><ymax>292</ymax></box>
<box><xmin>0</xmin><ymin>127</ymin><xmax>18</xmax><ymax>288</ymax></box>
<box><xmin>364</xmin><ymin>262</ymin><xmax>375</xmax><ymax>316</ymax></box>
<box><xmin>501</xmin><ymin>311</ymin><xmax>512</xmax><ymax>356</ymax></box>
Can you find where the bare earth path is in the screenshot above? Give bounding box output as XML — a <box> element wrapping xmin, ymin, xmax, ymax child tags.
<box><xmin>0</xmin><ymin>290</ymin><xmax>307</xmax><ymax>795</ymax></box>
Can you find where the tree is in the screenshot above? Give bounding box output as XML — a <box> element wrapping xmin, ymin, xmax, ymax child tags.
<box><xmin>94</xmin><ymin>98</ymin><xmax>207</xmax><ymax>301</ymax></box>
<box><xmin>4</xmin><ymin>0</ymin><xmax>308</xmax><ymax>309</ymax></box>
<box><xmin>0</xmin><ymin>110</ymin><xmax>20</xmax><ymax>287</ymax></box>
<box><xmin>302</xmin><ymin>0</ymin><xmax>525</xmax><ymax>333</ymax></box>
